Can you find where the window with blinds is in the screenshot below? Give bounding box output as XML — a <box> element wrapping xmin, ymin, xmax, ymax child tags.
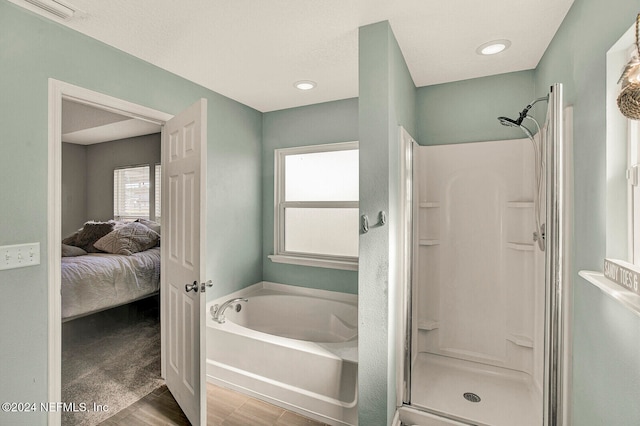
<box><xmin>113</xmin><ymin>165</ymin><xmax>151</xmax><ymax>221</ymax></box>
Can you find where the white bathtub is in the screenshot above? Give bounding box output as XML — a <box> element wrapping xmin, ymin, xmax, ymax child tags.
<box><xmin>206</xmin><ymin>282</ymin><xmax>358</xmax><ymax>426</ymax></box>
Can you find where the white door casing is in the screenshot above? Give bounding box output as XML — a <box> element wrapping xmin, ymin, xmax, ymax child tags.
<box><xmin>48</xmin><ymin>82</ymin><xmax>208</xmax><ymax>426</ymax></box>
<box><xmin>161</xmin><ymin>99</ymin><xmax>208</xmax><ymax>426</ymax></box>
<box><xmin>48</xmin><ymin>80</ymin><xmax>176</xmax><ymax>426</ymax></box>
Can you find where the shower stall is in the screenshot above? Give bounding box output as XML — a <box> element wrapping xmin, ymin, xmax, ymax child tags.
<box><xmin>398</xmin><ymin>84</ymin><xmax>566</xmax><ymax>426</ymax></box>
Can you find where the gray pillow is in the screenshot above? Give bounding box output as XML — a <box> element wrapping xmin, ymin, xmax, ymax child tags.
<box><xmin>76</xmin><ymin>221</ymin><xmax>115</xmax><ymax>253</ymax></box>
<box><xmin>93</xmin><ymin>222</ymin><xmax>160</xmax><ymax>255</ymax></box>
<box><xmin>61</xmin><ymin>244</ymin><xmax>87</xmax><ymax>257</ymax></box>
<box><xmin>62</xmin><ymin>230</ymin><xmax>80</xmax><ymax>246</ymax></box>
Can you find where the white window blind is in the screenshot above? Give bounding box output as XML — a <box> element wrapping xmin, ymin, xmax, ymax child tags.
<box><xmin>113</xmin><ymin>165</ymin><xmax>150</xmax><ymax>220</ymax></box>
<box><xmin>154</xmin><ymin>164</ymin><xmax>161</xmax><ymax>221</ymax></box>
<box><xmin>271</xmin><ymin>141</ymin><xmax>359</xmax><ymax>269</ymax></box>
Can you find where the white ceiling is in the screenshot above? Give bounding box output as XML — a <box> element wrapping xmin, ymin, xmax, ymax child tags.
<box><xmin>14</xmin><ymin>0</ymin><xmax>574</xmax><ymax>113</ymax></box>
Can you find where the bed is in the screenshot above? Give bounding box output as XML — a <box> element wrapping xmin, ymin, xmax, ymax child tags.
<box><xmin>61</xmin><ymin>219</ymin><xmax>161</xmax><ymax>322</ymax></box>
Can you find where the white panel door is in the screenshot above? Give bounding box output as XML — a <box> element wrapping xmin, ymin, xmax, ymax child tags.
<box><xmin>162</xmin><ymin>99</ymin><xmax>207</xmax><ymax>426</ymax></box>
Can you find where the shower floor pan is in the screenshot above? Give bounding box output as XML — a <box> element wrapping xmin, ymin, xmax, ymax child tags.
<box><xmin>410</xmin><ymin>353</ymin><xmax>541</xmax><ymax>426</ymax></box>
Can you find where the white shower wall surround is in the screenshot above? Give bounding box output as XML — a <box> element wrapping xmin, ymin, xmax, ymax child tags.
<box><xmin>411</xmin><ymin>138</ymin><xmax>545</xmax><ymax>425</ymax></box>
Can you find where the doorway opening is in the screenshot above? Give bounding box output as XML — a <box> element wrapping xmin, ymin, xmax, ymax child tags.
<box><xmin>47</xmin><ymin>79</ymin><xmax>176</xmax><ymax>425</ymax></box>
<box><xmin>59</xmin><ymin>98</ymin><xmax>166</xmax><ymax>425</ymax></box>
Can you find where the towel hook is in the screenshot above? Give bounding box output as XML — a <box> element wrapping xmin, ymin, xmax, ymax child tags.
<box><xmin>361</xmin><ymin>215</ymin><xmax>369</xmax><ymax>233</ymax></box>
<box><xmin>361</xmin><ymin>211</ymin><xmax>387</xmax><ymax>234</ymax></box>
<box><xmin>378</xmin><ymin>211</ymin><xmax>387</xmax><ymax>226</ymax></box>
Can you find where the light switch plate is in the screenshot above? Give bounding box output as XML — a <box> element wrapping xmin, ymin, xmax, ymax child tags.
<box><xmin>0</xmin><ymin>243</ymin><xmax>41</xmax><ymax>271</ymax></box>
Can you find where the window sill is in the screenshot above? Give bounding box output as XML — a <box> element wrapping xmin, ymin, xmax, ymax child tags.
<box><xmin>579</xmin><ymin>270</ymin><xmax>640</xmax><ymax>318</ymax></box>
<box><xmin>268</xmin><ymin>254</ymin><xmax>358</xmax><ymax>271</ymax></box>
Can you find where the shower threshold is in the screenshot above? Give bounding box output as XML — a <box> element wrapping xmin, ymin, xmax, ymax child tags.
<box><xmin>409</xmin><ymin>353</ymin><xmax>541</xmax><ymax>426</ymax></box>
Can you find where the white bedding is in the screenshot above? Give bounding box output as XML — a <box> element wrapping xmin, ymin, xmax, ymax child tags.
<box><xmin>61</xmin><ymin>247</ymin><xmax>160</xmax><ymax>320</ymax></box>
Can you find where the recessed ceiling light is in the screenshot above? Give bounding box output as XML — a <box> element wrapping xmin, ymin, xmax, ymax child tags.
<box><xmin>294</xmin><ymin>80</ymin><xmax>317</xmax><ymax>91</ymax></box>
<box><xmin>477</xmin><ymin>40</ymin><xmax>511</xmax><ymax>56</ymax></box>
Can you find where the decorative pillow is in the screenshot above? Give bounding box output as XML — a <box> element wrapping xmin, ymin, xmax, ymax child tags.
<box><xmin>61</xmin><ymin>244</ymin><xmax>87</xmax><ymax>257</ymax></box>
<box><xmin>93</xmin><ymin>222</ymin><xmax>160</xmax><ymax>255</ymax></box>
<box><xmin>112</xmin><ymin>220</ymin><xmax>129</xmax><ymax>230</ymax></box>
<box><xmin>75</xmin><ymin>221</ymin><xmax>115</xmax><ymax>253</ymax></box>
<box><xmin>61</xmin><ymin>231</ymin><xmax>80</xmax><ymax>246</ymax></box>
<box><xmin>135</xmin><ymin>218</ymin><xmax>161</xmax><ymax>235</ymax></box>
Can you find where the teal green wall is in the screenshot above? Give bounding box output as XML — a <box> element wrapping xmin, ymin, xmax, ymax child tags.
<box><xmin>0</xmin><ymin>2</ymin><xmax>261</xmax><ymax>423</ymax></box>
<box><xmin>535</xmin><ymin>0</ymin><xmax>640</xmax><ymax>424</ymax></box>
<box><xmin>358</xmin><ymin>21</ymin><xmax>416</xmax><ymax>425</ymax></box>
<box><xmin>572</xmin><ymin>279</ymin><xmax>640</xmax><ymax>423</ymax></box>
<box><xmin>206</xmin><ymin>93</ymin><xmax>262</xmax><ymax>299</ymax></box>
<box><xmin>416</xmin><ymin>70</ymin><xmax>535</xmax><ymax>145</ymax></box>
<box><xmin>261</xmin><ymin>99</ymin><xmax>359</xmax><ymax>294</ymax></box>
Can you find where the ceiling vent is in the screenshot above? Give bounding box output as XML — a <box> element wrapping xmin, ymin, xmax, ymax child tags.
<box><xmin>22</xmin><ymin>0</ymin><xmax>75</xmax><ymax>19</ymax></box>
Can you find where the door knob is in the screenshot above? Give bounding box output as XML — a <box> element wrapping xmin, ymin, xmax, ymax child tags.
<box><xmin>185</xmin><ymin>281</ymin><xmax>198</xmax><ymax>292</ymax></box>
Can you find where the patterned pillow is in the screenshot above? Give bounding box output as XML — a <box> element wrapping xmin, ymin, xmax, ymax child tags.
<box><xmin>135</xmin><ymin>218</ymin><xmax>161</xmax><ymax>235</ymax></box>
<box><xmin>93</xmin><ymin>222</ymin><xmax>160</xmax><ymax>255</ymax></box>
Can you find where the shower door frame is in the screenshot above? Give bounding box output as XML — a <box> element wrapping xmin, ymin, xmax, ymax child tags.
<box><xmin>398</xmin><ymin>126</ymin><xmax>416</xmax><ymax>407</ymax></box>
<box><xmin>542</xmin><ymin>83</ymin><xmax>565</xmax><ymax>426</ymax></box>
<box><xmin>399</xmin><ymin>84</ymin><xmax>567</xmax><ymax>426</ymax></box>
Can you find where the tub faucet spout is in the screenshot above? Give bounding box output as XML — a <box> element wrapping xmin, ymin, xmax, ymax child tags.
<box><xmin>211</xmin><ymin>298</ymin><xmax>248</xmax><ymax>323</ymax></box>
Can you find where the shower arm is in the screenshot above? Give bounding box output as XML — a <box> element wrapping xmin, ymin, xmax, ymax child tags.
<box><xmin>518</xmin><ymin>96</ymin><xmax>549</xmax><ymax>123</ymax></box>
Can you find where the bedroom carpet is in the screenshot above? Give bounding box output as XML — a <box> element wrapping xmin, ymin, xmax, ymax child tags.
<box><xmin>62</xmin><ymin>300</ymin><xmax>163</xmax><ymax>426</ymax></box>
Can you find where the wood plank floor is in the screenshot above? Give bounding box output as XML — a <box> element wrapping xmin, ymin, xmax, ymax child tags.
<box><xmin>98</xmin><ymin>382</ymin><xmax>328</xmax><ymax>426</ymax></box>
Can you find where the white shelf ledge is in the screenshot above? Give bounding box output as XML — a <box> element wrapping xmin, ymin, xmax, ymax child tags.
<box><xmin>419</xmin><ymin>239</ymin><xmax>440</xmax><ymax>246</ymax></box>
<box><xmin>268</xmin><ymin>254</ymin><xmax>358</xmax><ymax>271</ymax></box>
<box><xmin>506</xmin><ymin>242</ymin><xmax>534</xmax><ymax>251</ymax></box>
<box><xmin>579</xmin><ymin>270</ymin><xmax>640</xmax><ymax>318</ymax></box>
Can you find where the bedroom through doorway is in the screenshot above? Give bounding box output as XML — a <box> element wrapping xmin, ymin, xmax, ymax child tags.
<box><xmin>59</xmin><ymin>98</ymin><xmax>167</xmax><ymax>425</ymax></box>
<box><xmin>48</xmin><ymin>81</ymin><xmax>210</xmax><ymax>426</ymax></box>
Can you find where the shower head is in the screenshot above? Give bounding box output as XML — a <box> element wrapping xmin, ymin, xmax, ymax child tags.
<box><xmin>498</xmin><ymin>116</ymin><xmax>521</xmax><ymax>127</ymax></box>
<box><xmin>497</xmin><ymin>116</ymin><xmax>534</xmax><ymax>139</ymax></box>
<box><xmin>498</xmin><ymin>96</ymin><xmax>549</xmax><ymax>129</ymax></box>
